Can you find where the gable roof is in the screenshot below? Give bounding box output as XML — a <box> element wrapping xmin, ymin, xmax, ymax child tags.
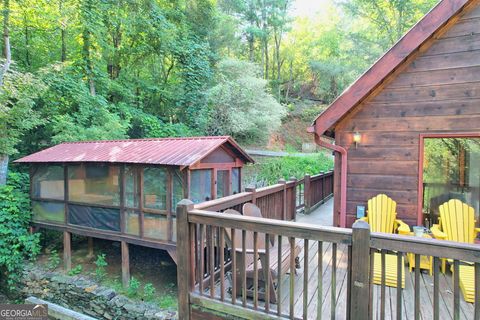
<box><xmin>310</xmin><ymin>0</ymin><xmax>474</xmax><ymax>137</ymax></box>
<box><xmin>15</xmin><ymin>136</ymin><xmax>254</xmax><ymax>166</ymax></box>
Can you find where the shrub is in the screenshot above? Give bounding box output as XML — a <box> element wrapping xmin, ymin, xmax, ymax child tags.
<box><xmin>47</xmin><ymin>250</ymin><xmax>61</xmax><ymax>270</ymax></box>
<box><xmin>0</xmin><ymin>172</ymin><xmax>40</xmax><ymax>290</ymax></box>
<box><xmin>143</xmin><ymin>283</ymin><xmax>156</xmax><ymax>301</ymax></box>
<box><xmin>127</xmin><ymin>277</ymin><xmax>140</xmax><ymax>297</ymax></box>
<box><xmin>94</xmin><ymin>253</ymin><xmax>108</xmax><ymax>281</ymax></box>
<box><xmin>158</xmin><ymin>294</ymin><xmax>177</xmax><ymax>310</ymax></box>
<box><xmin>67</xmin><ymin>265</ymin><xmax>82</xmax><ymax>276</ymax></box>
<box><xmin>255</xmin><ymin>153</ymin><xmax>334</xmax><ymax>185</ymax></box>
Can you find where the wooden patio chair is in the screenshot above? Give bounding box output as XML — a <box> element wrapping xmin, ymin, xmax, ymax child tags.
<box><xmin>430</xmin><ymin>199</ymin><xmax>479</xmax><ymax>303</ymax></box>
<box><xmin>358</xmin><ymin>194</ymin><xmax>408</xmax><ymax>288</ymax></box>
<box><xmin>224</xmin><ymin>204</ymin><xmax>301</xmax><ymax>303</ymax></box>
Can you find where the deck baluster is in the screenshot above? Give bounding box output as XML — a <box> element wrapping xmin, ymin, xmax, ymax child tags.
<box><xmin>231</xmin><ymin>228</ymin><xmax>236</xmax><ymax>305</ymax></box>
<box><xmin>303</xmin><ymin>239</ymin><xmax>309</xmax><ymax>320</ymax></box>
<box><xmin>453</xmin><ymin>260</ymin><xmax>460</xmax><ymax>320</ymax></box>
<box><xmin>317</xmin><ymin>241</ymin><xmax>323</xmax><ymax>320</ymax></box>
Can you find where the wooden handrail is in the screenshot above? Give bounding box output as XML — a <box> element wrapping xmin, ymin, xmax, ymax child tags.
<box><xmin>177</xmin><ymin>201</ymin><xmax>480</xmax><ymax>320</ymax></box>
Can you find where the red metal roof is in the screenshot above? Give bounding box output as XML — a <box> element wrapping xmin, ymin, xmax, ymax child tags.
<box><xmin>310</xmin><ymin>0</ymin><xmax>473</xmax><ymax>137</ymax></box>
<box><xmin>15</xmin><ymin>136</ymin><xmax>254</xmax><ymax>166</ymax></box>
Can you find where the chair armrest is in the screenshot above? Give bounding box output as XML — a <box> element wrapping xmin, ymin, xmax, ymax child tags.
<box><xmin>475</xmin><ymin>228</ymin><xmax>480</xmax><ymax>236</ymax></box>
<box><xmin>395</xmin><ymin>219</ymin><xmax>410</xmax><ymax>235</ymax></box>
<box><xmin>357</xmin><ymin>217</ymin><xmax>368</xmax><ymax>223</ymax></box>
<box><xmin>431</xmin><ymin>224</ymin><xmax>447</xmax><ymax>240</ymax></box>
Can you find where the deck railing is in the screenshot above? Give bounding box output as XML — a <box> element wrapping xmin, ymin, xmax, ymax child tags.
<box><xmin>176</xmin><ymin>203</ymin><xmax>480</xmax><ymax>320</ymax></box>
<box><xmin>195</xmin><ymin>171</ymin><xmax>334</xmax><ymax>220</ymax></box>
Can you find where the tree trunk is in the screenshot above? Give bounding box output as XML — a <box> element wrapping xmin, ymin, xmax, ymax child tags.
<box><xmin>24</xmin><ymin>14</ymin><xmax>31</xmax><ymax>67</ymax></box>
<box><xmin>275</xmin><ymin>32</ymin><xmax>281</xmax><ymax>99</ymax></box>
<box><xmin>0</xmin><ymin>154</ymin><xmax>8</xmax><ymax>185</ymax></box>
<box><xmin>82</xmin><ymin>0</ymin><xmax>96</xmax><ymax>96</ymax></box>
<box><xmin>1</xmin><ymin>0</ymin><xmax>11</xmax><ymax>86</ymax></box>
<box><xmin>60</xmin><ymin>0</ymin><xmax>67</xmax><ymax>62</ymax></box>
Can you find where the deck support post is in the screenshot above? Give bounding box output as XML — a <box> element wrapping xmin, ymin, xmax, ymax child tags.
<box><xmin>289</xmin><ymin>177</ymin><xmax>297</xmax><ymax>220</ymax></box>
<box><xmin>177</xmin><ymin>199</ymin><xmax>195</xmax><ymax>320</ymax></box>
<box><xmin>349</xmin><ymin>220</ymin><xmax>371</xmax><ymax>320</ymax></box>
<box><xmin>279</xmin><ymin>179</ymin><xmax>287</xmax><ymax>220</ymax></box>
<box><xmin>63</xmin><ymin>231</ymin><xmax>71</xmax><ymax>271</ymax></box>
<box><xmin>245</xmin><ymin>187</ymin><xmax>256</xmax><ymax>205</ymax></box>
<box><xmin>304</xmin><ymin>174</ymin><xmax>311</xmax><ymax>213</ymax></box>
<box><xmin>121</xmin><ymin>241</ymin><xmax>130</xmax><ymax>288</ymax></box>
<box><xmin>87</xmin><ymin>237</ymin><xmax>94</xmax><ymax>258</ymax></box>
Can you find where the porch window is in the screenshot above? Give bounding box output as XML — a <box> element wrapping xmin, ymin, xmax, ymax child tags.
<box><xmin>190</xmin><ymin>169</ymin><xmax>212</xmax><ymax>204</ymax></box>
<box><xmin>32</xmin><ymin>200</ymin><xmax>65</xmax><ymax>223</ymax></box>
<box><xmin>125</xmin><ymin>166</ymin><xmax>139</xmax><ymax>208</ymax></box>
<box><xmin>232</xmin><ymin>168</ymin><xmax>240</xmax><ymax>194</ymax></box>
<box><xmin>68</xmin><ymin>164</ymin><xmax>120</xmax><ymax>206</ymax></box>
<box><xmin>143</xmin><ymin>213</ymin><xmax>168</xmax><ymax>240</ymax></box>
<box><xmin>32</xmin><ymin>165</ymin><xmax>64</xmax><ymax>200</ymax></box>
<box><xmin>143</xmin><ymin>167</ymin><xmax>167</xmax><ymax>210</ymax></box>
<box><xmin>423</xmin><ymin>137</ymin><xmax>480</xmax><ymax>223</ymax></box>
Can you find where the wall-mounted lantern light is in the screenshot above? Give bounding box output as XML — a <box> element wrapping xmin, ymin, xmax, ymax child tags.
<box><xmin>353</xmin><ymin>132</ymin><xmax>361</xmax><ymax>148</ymax></box>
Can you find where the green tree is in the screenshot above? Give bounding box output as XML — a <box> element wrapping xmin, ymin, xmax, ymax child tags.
<box><xmin>206</xmin><ymin>58</ymin><xmax>285</xmax><ymax>143</ymax></box>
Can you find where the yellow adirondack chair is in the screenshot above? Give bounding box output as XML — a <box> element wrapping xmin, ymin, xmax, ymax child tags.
<box><xmin>359</xmin><ymin>194</ymin><xmax>409</xmax><ymax>288</ymax></box>
<box><xmin>430</xmin><ymin>199</ymin><xmax>480</xmax><ymax>303</ymax></box>
<box><xmin>360</xmin><ymin>194</ymin><xmax>410</xmax><ymax>235</ymax></box>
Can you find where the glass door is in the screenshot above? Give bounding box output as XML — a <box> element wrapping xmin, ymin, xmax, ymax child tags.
<box><xmin>216</xmin><ymin>170</ymin><xmax>230</xmax><ymax>199</ymax></box>
<box><xmin>423</xmin><ymin>137</ymin><xmax>480</xmax><ymax>224</ymax></box>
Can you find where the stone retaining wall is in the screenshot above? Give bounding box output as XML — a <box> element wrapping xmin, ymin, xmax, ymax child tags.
<box><xmin>19</xmin><ymin>266</ymin><xmax>177</xmax><ymax>320</ymax></box>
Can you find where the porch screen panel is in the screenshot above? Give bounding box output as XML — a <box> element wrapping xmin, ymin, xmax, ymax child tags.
<box><xmin>217</xmin><ymin>170</ymin><xmax>229</xmax><ymax>198</ymax></box>
<box><xmin>172</xmin><ymin>169</ymin><xmax>184</xmax><ymax>212</ymax></box>
<box><xmin>232</xmin><ymin>168</ymin><xmax>240</xmax><ymax>194</ymax></box>
<box><xmin>125</xmin><ymin>210</ymin><xmax>140</xmax><ymax>236</ymax></box>
<box><xmin>125</xmin><ymin>166</ymin><xmax>139</xmax><ymax>208</ymax></box>
<box><xmin>143</xmin><ymin>214</ymin><xmax>168</xmax><ymax>240</ymax></box>
<box><xmin>143</xmin><ymin>167</ymin><xmax>167</xmax><ymax>210</ymax></box>
<box><xmin>190</xmin><ymin>169</ymin><xmax>212</xmax><ymax>204</ymax></box>
<box><xmin>68</xmin><ymin>204</ymin><xmax>120</xmax><ymax>231</ymax></box>
<box><xmin>32</xmin><ymin>201</ymin><xmax>65</xmax><ymax>223</ymax></box>
<box><xmin>68</xmin><ymin>164</ymin><xmax>120</xmax><ymax>206</ymax></box>
<box><xmin>32</xmin><ymin>165</ymin><xmax>64</xmax><ymax>200</ymax></box>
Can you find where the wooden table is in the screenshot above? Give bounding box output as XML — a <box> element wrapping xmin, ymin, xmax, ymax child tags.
<box><xmin>407</xmin><ymin>233</ymin><xmax>433</xmax><ymax>275</ymax></box>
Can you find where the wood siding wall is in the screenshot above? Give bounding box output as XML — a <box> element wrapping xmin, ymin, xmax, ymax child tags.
<box><xmin>334</xmin><ymin>4</ymin><xmax>480</xmax><ymax>226</ymax></box>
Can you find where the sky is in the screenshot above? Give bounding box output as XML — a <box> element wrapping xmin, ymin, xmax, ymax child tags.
<box><xmin>291</xmin><ymin>0</ymin><xmax>330</xmax><ymax>18</ymax></box>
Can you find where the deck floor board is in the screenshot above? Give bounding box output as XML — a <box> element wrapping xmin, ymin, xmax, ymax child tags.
<box><xmin>206</xmin><ymin>241</ymin><xmax>475</xmax><ymax>319</ymax></box>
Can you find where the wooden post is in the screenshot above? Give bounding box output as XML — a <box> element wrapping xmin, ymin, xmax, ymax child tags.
<box><xmin>177</xmin><ymin>199</ymin><xmax>194</xmax><ymax>320</ymax></box>
<box><xmin>87</xmin><ymin>237</ymin><xmax>94</xmax><ymax>258</ymax></box>
<box><xmin>279</xmin><ymin>179</ymin><xmax>287</xmax><ymax>221</ymax></box>
<box><xmin>304</xmin><ymin>174</ymin><xmax>311</xmax><ymax>213</ymax></box>
<box><xmin>63</xmin><ymin>231</ymin><xmax>71</xmax><ymax>271</ymax></box>
<box><xmin>121</xmin><ymin>241</ymin><xmax>130</xmax><ymax>288</ymax></box>
<box><xmin>289</xmin><ymin>177</ymin><xmax>297</xmax><ymax>220</ymax></box>
<box><xmin>245</xmin><ymin>187</ymin><xmax>256</xmax><ymax>205</ymax></box>
<box><xmin>349</xmin><ymin>220</ymin><xmax>371</xmax><ymax>320</ymax></box>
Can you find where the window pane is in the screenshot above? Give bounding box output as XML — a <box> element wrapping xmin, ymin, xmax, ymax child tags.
<box><xmin>32</xmin><ymin>201</ymin><xmax>65</xmax><ymax>223</ymax></box>
<box><xmin>32</xmin><ymin>165</ymin><xmax>64</xmax><ymax>200</ymax></box>
<box><xmin>172</xmin><ymin>218</ymin><xmax>177</xmax><ymax>242</ymax></box>
<box><xmin>125</xmin><ymin>166</ymin><xmax>139</xmax><ymax>208</ymax></box>
<box><xmin>68</xmin><ymin>204</ymin><xmax>120</xmax><ymax>231</ymax></box>
<box><xmin>125</xmin><ymin>210</ymin><xmax>140</xmax><ymax>236</ymax></box>
<box><xmin>143</xmin><ymin>167</ymin><xmax>167</xmax><ymax>210</ymax></box>
<box><xmin>232</xmin><ymin>168</ymin><xmax>240</xmax><ymax>194</ymax></box>
<box><xmin>172</xmin><ymin>170</ymin><xmax>184</xmax><ymax>213</ymax></box>
<box><xmin>68</xmin><ymin>164</ymin><xmax>120</xmax><ymax>206</ymax></box>
<box><xmin>423</xmin><ymin>138</ymin><xmax>480</xmax><ymax>222</ymax></box>
<box><xmin>217</xmin><ymin>170</ymin><xmax>229</xmax><ymax>198</ymax></box>
<box><xmin>189</xmin><ymin>169</ymin><xmax>212</xmax><ymax>204</ymax></box>
<box><xmin>143</xmin><ymin>213</ymin><xmax>168</xmax><ymax>240</ymax></box>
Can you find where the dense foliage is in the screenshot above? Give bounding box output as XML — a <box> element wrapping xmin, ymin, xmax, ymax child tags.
<box><xmin>0</xmin><ymin>171</ymin><xmax>40</xmax><ymax>289</ymax></box>
<box><xmin>0</xmin><ymin>0</ymin><xmax>440</xmax><ymax>163</ymax></box>
<box><xmin>254</xmin><ymin>153</ymin><xmax>334</xmax><ymax>185</ymax></box>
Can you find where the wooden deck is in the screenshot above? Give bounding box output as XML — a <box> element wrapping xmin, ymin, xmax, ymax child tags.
<box><xmin>205</xmin><ymin>240</ymin><xmax>474</xmax><ymax>319</ymax></box>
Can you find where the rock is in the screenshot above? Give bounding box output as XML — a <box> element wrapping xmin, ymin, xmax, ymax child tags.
<box><xmin>123</xmin><ymin>302</ymin><xmax>146</xmax><ymax>315</ymax></box>
<box><xmin>110</xmin><ymin>295</ymin><xmax>129</xmax><ymax>308</ymax></box>
<box><xmin>84</xmin><ymin>285</ymin><xmax>98</xmax><ymax>293</ymax></box>
<box><xmin>103</xmin><ymin>312</ymin><xmax>113</xmax><ymax>320</ymax></box>
<box><xmin>95</xmin><ymin>288</ymin><xmax>116</xmax><ymax>301</ymax></box>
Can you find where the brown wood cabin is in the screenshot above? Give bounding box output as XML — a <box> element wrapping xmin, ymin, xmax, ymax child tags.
<box><xmin>15</xmin><ymin>136</ymin><xmax>254</xmax><ymax>264</ymax></box>
<box><xmin>309</xmin><ymin>0</ymin><xmax>480</xmax><ymax>229</ymax></box>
